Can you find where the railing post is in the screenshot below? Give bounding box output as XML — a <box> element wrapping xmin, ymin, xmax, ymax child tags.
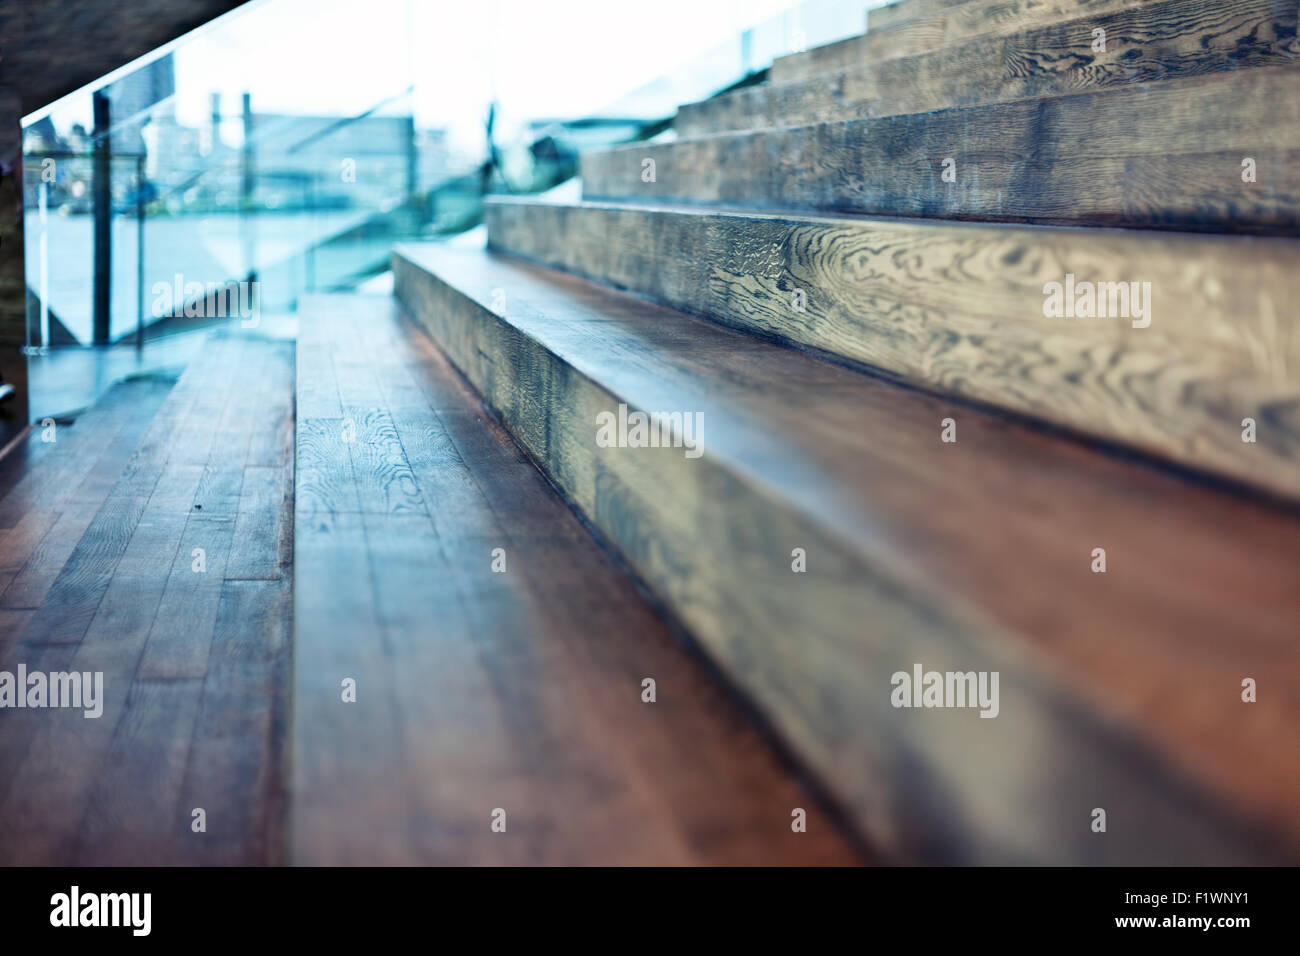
<box><xmin>92</xmin><ymin>90</ymin><xmax>112</xmax><ymax>346</ymax></box>
<box><xmin>241</xmin><ymin>92</ymin><xmax>257</xmax><ymax>286</ymax></box>
<box><xmin>136</xmin><ymin>154</ymin><xmax>145</xmax><ymax>351</ymax></box>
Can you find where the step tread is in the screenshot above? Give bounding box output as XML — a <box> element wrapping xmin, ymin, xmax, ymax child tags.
<box><xmin>677</xmin><ymin>0</ymin><xmax>1299</xmax><ymax>137</ymax></box>
<box><xmin>484</xmin><ymin>196</ymin><xmax>1300</xmax><ymax>499</ymax></box>
<box><xmin>395</xmin><ymin>240</ymin><xmax>1300</xmax><ymax>859</ymax></box>
<box><xmin>290</xmin><ymin>293</ymin><xmax>863</xmax><ymax>866</ymax></box>
<box><xmin>586</xmin><ymin>66</ymin><xmax>1300</xmax><ymax>234</ymax></box>
<box><xmin>773</xmin><ymin>0</ymin><xmax>1158</xmax><ymax>82</ymax></box>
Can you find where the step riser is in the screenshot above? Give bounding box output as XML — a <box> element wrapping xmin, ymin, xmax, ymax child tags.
<box><xmin>486</xmin><ymin>200</ymin><xmax>1300</xmax><ymax>501</ymax></box>
<box><xmin>393</xmin><ymin>245</ymin><xmax>1286</xmax><ymax>865</ymax></box>
<box><xmin>773</xmin><ymin>0</ymin><xmax>1158</xmax><ymax>83</ymax></box>
<box><xmin>585</xmin><ymin>69</ymin><xmax>1300</xmax><ymax>235</ymax></box>
<box><xmin>679</xmin><ymin>0</ymin><xmax>1299</xmax><ymax>137</ymax></box>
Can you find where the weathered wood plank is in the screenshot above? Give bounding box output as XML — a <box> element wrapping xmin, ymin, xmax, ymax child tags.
<box><xmin>486</xmin><ymin>198</ymin><xmax>1300</xmax><ymax>500</ymax></box>
<box><xmin>679</xmin><ymin>0</ymin><xmax>1300</xmax><ymax>136</ymax></box>
<box><xmin>135</xmin><ymin>514</ymin><xmax>236</xmax><ymax>680</ymax></box>
<box><xmin>178</xmin><ymin>578</ymin><xmax>291</xmax><ymax>865</ymax></box>
<box><xmin>291</xmin><ymin>508</ymin><xmax>420</xmax><ymax>864</ymax></box>
<box><xmin>0</xmin><ymin>377</ymin><xmax>171</xmax><ymax>527</ymax></box>
<box><xmin>0</xmin><ymin>378</ymin><xmax>175</xmax><ymax>610</ymax></box>
<box><xmin>227</xmin><ymin>465</ymin><xmax>291</xmax><ymax>580</ymax></box>
<box><xmin>0</xmin><ymin>571</ymin><xmax>167</xmax><ymax>864</ymax></box>
<box><xmin>0</xmin><ymin>508</ymin><xmax>97</xmax><ymax>609</ymax></box>
<box><xmin>869</xmin><ymin>0</ymin><xmax>972</xmax><ymax>32</ymax></box>
<box><xmin>772</xmin><ymin>0</ymin><xmax>1158</xmax><ymax>83</ymax></box>
<box><xmin>10</xmin><ymin>495</ymin><xmax>148</xmax><ymax>647</ymax></box>
<box><xmin>295</xmin><ymin>417</ymin><xmax>361</xmax><ymax>518</ymax></box>
<box><xmin>73</xmin><ymin>678</ymin><xmax>206</xmax><ymax>865</ymax></box>
<box><xmin>394</xmin><ymin>243</ymin><xmax>1300</xmax><ymax>864</ymax></box>
<box><xmin>588</xmin><ymin>66</ymin><xmax>1300</xmax><ymax>234</ymax></box>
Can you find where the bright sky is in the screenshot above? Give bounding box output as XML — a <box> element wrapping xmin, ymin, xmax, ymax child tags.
<box><xmin>170</xmin><ymin>0</ymin><xmax>816</xmax><ymax>148</ymax></box>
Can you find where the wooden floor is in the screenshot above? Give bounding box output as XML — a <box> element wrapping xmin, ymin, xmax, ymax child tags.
<box><xmin>0</xmin><ymin>303</ymin><xmax>864</xmax><ymax>865</ymax></box>
<box><xmin>293</xmin><ymin>294</ymin><xmax>861</xmax><ymax>865</ymax></box>
<box><xmin>0</xmin><ymin>333</ymin><xmax>294</xmax><ymax>865</ymax></box>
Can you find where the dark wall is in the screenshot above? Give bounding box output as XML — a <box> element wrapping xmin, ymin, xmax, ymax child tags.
<box><xmin>0</xmin><ymin>86</ymin><xmax>26</xmax><ymax>436</ymax></box>
<box><xmin>0</xmin><ymin>0</ymin><xmax>250</xmax><ymax>113</ymax></box>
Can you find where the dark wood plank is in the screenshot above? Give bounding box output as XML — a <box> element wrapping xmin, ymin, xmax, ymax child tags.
<box><xmin>394</xmin><ymin>243</ymin><xmax>1300</xmax><ymax>864</ymax></box>
<box><xmin>9</xmin><ymin>496</ymin><xmax>148</xmax><ymax>647</ymax></box>
<box><xmin>178</xmin><ymin>578</ymin><xmax>291</xmax><ymax>865</ymax></box>
<box><xmin>0</xmin><ymin>377</ymin><xmax>171</xmax><ymax>527</ymax></box>
<box><xmin>0</xmin><ymin>508</ymin><xmax>96</xmax><ymax>609</ymax></box>
<box><xmin>0</xmin><ymin>607</ymin><xmax>32</xmax><ymax>667</ymax></box>
<box><xmin>291</xmin><ymin>509</ymin><xmax>418</xmax><ymax>864</ymax></box>
<box><xmin>0</xmin><ymin>574</ymin><xmax>165</xmax><ymax>864</ymax></box>
<box><xmin>0</xmin><ymin>511</ymin><xmax>59</xmax><ymax>575</ymax></box>
<box><xmin>0</xmin><ymin>334</ymin><xmax>295</xmax><ymax>865</ymax></box>
<box><xmin>73</xmin><ymin>678</ymin><xmax>206</xmax><ymax>865</ymax></box>
<box><xmin>587</xmin><ymin>66</ymin><xmax>1300</xmax><ymax>234</ymax></box>
<box><xmin>0</xmin><ymin>378</ymin><xmax>175</xmax><ymax>609</ymax></box>
<box><xmin>135</xmin><ymin>514</ymin><xmax>236</xmax><ymax>680</ymax></box>
<box><xmin>227</xmin><ymin>465</ymin><xmax>291</xmax><ymax>580</ymax></box>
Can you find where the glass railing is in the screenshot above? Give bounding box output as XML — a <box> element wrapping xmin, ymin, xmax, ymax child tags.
<box><xmin>20</xmin><ymin>0</ymin><xmax>873</xmax><ymax>419</ymax></box>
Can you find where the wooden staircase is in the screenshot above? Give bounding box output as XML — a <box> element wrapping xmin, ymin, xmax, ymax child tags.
<box><xmin>392</xmin><ymin>0</ymin><xmax>1300</xmax><ymax>864</ymax></box>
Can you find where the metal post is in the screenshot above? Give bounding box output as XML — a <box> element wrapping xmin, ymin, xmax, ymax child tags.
<box><xmin>38</xmin><ymin>177</ymin><xmax>48</xmax><ymax>350</ymax></box>
<box><xmin>241</xmin><ymin>92</ymin><xmax>257</xmax><ymax>285</ymax></box>
<box><xmin>92</xmin><ymin>90</ymin><xmax>112</xmax><ymax>346</ymax></box>
<box><xmin>136</xmin><ymin>155</ymin><xmax>145</xmax><ymax>351</ymax></box>
<box><xmin>306</xmin><ymin>173</ymin><xmax>316</xmax><ymax>294</ymax></box>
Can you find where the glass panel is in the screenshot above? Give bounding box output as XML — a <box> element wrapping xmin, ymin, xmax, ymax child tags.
<box><xmin>20</xmin><ymin>0</ymin><xmax>869</xmax><ymax>418</ymax></box>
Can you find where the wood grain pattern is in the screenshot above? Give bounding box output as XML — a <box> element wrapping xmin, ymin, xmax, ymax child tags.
<box><xmin>291</xmin><ymin>294</ymin><xmax>863</xmax><ymax>865</ymax></box>
<box><xmin>678</xmin><ymin>0</ymin><xmax>1300</xmax><ymax>137</ymax></box>
<box><xmin>395</xmin><ymin>241</ymin><xmax>1300</xmax><ymax>864</ymax></box>
<box><xmin>486</xmin><ymin>197</ymin><xmax>1300</xmax><ymax>500</ymax></box>
<box><xmin>0</xmin><ymin>333</ymin><xmax>294</xmax><ymax>865</ymax></box>
<box><xmin>772</xmin><ymin>0</ymin><xmax>1158</xmax><ymax>83</ymax></box>
<box><xmin>588</xmin><ymin>67</ymin><xmax>1300</xmax><ymax>234</ymax></box>
<box><xmin>868</xmin><ymin>0</ymin><xmax>973</xmax><ymax>32</ymax></box>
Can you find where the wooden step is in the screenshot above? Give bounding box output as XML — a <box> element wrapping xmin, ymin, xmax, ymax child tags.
<box><xmin>291</xmin><ymin>293</ymin><xmax>862</xmax><ymax>865</ymax></box>
<box><xmin>393</xmin><ymin>241</ymin><xmax>1300</xmax><ymax>865</ymax></box>
<box><xmin>677</xmin><ymin>0</ymin><xmax>1299</xmax><ymax>137</ymax></box>
<box><xmin>0</xmin><ymin>334</ymin><xmax>294</xmax><ymax>864</ymax></box>
<box><xmin>485</xmin><ymin>197</ymin><xmax>1300</xmax><ymax>501</ymax></box>
<box><xmin>868</xmin><ymin>0</ymin><xmax>972</xmax><ymax>32</ymax></box>
<box><xmin>772</xmin><ymin>0</ymin><xmax>1156</xmax><ymax>83</ymax></box>
<box><xmin>585</xmin><ymin>67</ymin><xmax>1300</xmax><ymax>234</ymax></box>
